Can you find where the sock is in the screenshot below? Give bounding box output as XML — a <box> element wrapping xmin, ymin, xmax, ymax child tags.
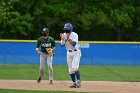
<box><xmin>75</xmin><ymin>70</ymin><xmax>80</xmax><ymax>80</ymax></box>
<box><xmin>70</xmin><ymin>73</ymin><xmax>76</xmax><ymax>83</ymax></box>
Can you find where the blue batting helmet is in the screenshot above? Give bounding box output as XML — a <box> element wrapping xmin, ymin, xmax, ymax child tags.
<box><xmin>64</xmin><ymin>23</ymin><xmax>73</xmax><ymax>31</ymax></box>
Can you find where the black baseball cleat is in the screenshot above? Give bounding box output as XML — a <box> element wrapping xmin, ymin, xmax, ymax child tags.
<box><xmin>49</xmin><ymin>80</ymin><xmax>53</xmax><ymax>85</ymax></box>
<box><xmin>70</xmin><ymin>83</ymin><xmax>77</xmax><ymax>88</ymax></box>
<box><xmin>37</xmin><ymin>76</ymin><xmax>41</xmax><ymax>83</ymax></box>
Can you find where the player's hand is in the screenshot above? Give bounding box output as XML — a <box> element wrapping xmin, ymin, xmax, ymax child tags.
<box><xmin>60</xmin><ymin>33</ymin><xmax>64</xmax><ymax>41</ymax></box>
<box><xmin>37</xmin><ymin>51</ymin><xmax>41</xmax><ymax>56</ymax></box>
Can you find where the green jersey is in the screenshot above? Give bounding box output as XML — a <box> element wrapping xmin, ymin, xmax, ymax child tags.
<box><xmin>36</xmin><ymin>36</ymin><xmax>56</xmax><ymax>53</ymax></box>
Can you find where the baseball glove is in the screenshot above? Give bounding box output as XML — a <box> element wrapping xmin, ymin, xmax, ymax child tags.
<box><xmin>46</xmin><ymin>48</ymin><xmax>53</xmax><ymax>57</ymax></box>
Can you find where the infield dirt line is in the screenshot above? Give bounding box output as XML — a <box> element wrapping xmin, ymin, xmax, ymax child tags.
<box><xmin>0</xmin><ymin>80</ymin><xmax>140</xmax><ymax>93</ymax></box>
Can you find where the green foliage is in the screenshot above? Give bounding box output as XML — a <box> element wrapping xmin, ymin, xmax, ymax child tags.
<box><xmin>0</xmin><ymin>0</ymin><xmax>34</xmax><ymax>39</ymax></box>
<box><xmin>0</xmin><ymin>0</ymin><xmax>140</xmax><ymax>41</ymax></box>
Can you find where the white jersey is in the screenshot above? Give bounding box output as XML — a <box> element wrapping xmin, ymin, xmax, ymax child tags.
<box><xmin>61</xmin><ymin>32</ymin><xmax>79</xmax><ymax>51</ymax></box>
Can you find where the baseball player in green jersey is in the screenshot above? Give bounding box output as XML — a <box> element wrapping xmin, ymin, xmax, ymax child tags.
<box><xmin>36</xmin><ymin>28</ymin><xmax>56</xmax><ymax>85</ymax></box>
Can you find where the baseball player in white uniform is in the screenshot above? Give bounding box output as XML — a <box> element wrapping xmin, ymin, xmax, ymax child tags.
<box><xmin>60</xmin><ymin>23</ymin><xmax>81</xmax><ymax>88</ymax></box>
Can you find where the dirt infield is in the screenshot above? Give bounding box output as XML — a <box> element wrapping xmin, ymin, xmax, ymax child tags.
<box><xmin>0</xmin><ymin>80</ymin><xmax>140</xmax><ymax>93</ymax></box>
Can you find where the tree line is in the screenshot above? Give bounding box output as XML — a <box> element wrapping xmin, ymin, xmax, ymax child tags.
<box><xmin>0</xmin><ymin>0</ymin><xmax>140</xmax><ymax>41</ymax></box>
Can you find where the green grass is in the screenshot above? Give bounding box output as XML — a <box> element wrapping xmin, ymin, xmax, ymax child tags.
<box><xmin>0</xmin><ymin>89</ymin><xmax>109</xmax><ymax>93</ymax></box>
<box><xmin>0</xmin><ymin>64</ymin><xmax>140</xmax><ymax>82</ymax></box>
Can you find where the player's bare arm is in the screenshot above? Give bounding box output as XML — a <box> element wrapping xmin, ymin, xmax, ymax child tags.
<box><xmin>60</xmin><ymin>33</ymin><xmax>65</xmax><ymax>45</ymax></box>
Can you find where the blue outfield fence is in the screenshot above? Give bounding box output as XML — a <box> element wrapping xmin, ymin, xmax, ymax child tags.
<box><xmin>0</xmin><ymin>40</ymin><xmax>140</xmax><ymax>66</ymax></box>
